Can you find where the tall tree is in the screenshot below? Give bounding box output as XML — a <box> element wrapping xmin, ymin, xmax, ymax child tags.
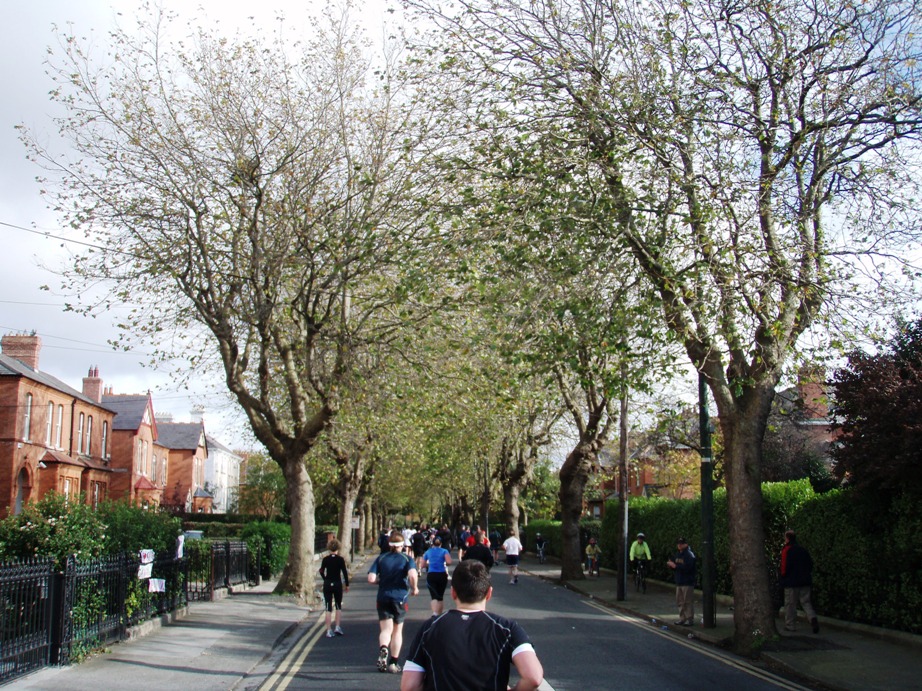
<box><xmin>25</xmin><ymin>4</ymin><xmax>447</xmax><ymax>600</ymax></box>
<box><xmin>410</xmin><ymin>0</ymin><xmax>922</xmax><ymax>649</ymax></box>
<box><xmin>831</xmin><ymin>317</ymin><xmax>922</xmax><ymax>497</ymax></box>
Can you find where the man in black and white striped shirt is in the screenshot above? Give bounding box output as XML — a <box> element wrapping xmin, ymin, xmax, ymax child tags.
<box><xmin>400</xmin><ymin>560</ymin><xmax>544</xmax><ymax>691</ymax></box>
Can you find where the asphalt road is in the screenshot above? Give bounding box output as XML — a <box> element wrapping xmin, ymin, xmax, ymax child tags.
<box><xmin>257</xmin><ymin>565</ymin><xmax>811</xmax><ymax>691</ymax></box>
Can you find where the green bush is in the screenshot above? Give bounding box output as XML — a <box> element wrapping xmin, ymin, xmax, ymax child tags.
<box><xmin>0</xmin><ymin>495</ymin><xmax>184</xmax><ymax>568</ymax></box>
<box><xmin>0</xmin><ymin>493</ymin><xmax>106</xmax><ymax>568</ymax></box>
<box><xmin>523</xmin><ymin>520</ymin><xmax>561</xmax><ymax>557</ymax></box>
<box><xmin>600</xmin><ymin>480</ymin><xmax>922</xmax><ymax>634</ymax></box>
<box><xmin>241</xmin><ymin>521</ymin><xmax>291</xmax><ymax>578</ymax></box>
<box><xmin>97</xmin><ymin>501</ymin><xmax>181</xmax><ymax>556</ymax></box>
<box><xmin>793</xmin><ymin>489</ymin><xmax>922</xmax><ymax>633</ymax></box>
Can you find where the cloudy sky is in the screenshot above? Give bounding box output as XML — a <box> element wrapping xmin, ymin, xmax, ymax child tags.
<box><xmin>1</xmin><ymin>0</ymin><xmax>393</xmax><ymax>450</ymax></box>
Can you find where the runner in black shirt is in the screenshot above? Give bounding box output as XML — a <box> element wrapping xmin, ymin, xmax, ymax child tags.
<box><xmin>318</xmin><ymin>539</ymin><xmax>350</xmax><ymax>637</ymax></box>
<box><xmin>401</xmin><ymin>560</ymin><xmax>544</xmax><ymax>691</ymax></box>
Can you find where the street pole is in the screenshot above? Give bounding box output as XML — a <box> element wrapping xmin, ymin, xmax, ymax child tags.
<box><xmin>617</xmin><ymin>376</ymin><xmax>629</xmax><ymax>601</ymax></box>
<box><xmin>699</xmin><ymin>371</ymin><xmax>716</xmax><ymax>628</ymax></box>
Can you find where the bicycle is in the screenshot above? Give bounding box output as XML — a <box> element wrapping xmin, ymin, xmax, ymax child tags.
<box><xmin>536</xmin><ymin>544</ymin><xmax>546</xmax><ymax>564</ymax></box>
<box><xmin>585</xmin><ymin>555</ymin><xmax>599</xmax><ymax>577</ymax></box>
<box><xmin>633</xmin><ymin>560</ymin><xmax>648</xmax><ymax>593</ymax></box>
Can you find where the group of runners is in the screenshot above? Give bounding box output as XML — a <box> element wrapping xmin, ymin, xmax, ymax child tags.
<box><xmin>321</xmin><ymin>525</ymin><xmax>545</xmax><ymax>690</ymax></box>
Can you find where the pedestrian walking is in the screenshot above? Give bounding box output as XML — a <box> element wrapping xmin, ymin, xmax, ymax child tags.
<box><xmin>368</xmin><ymin>529</ymin><xmax>419</xmax><ymax>673</ymax></box>
<box><xmin>423</xmin><ymin>537</ymin><xmax>452</xmax><ymax>616</ymax></box>
<box><xmin>318</xmin><ymin>539</ymin><xmax>349</xmax><ymax>638</ymax></box>
<box><xmin>667</xmin><ymin>536</ymin><xmax>696</xmax><ymax>626</ymax></box>
<box><xmin>400</xmin><ymin>560</ymin><xmax>545</xmax><ymax>691</ymax></box>
<box><xmin>779</xmin><ymin>530</ymin><xmax>820</xmax><ymax>633</ymax></box>
<box><xmin>502</xmin><ymin>532</ymin><xmax>523</xmax><ymax>584</ymax></box>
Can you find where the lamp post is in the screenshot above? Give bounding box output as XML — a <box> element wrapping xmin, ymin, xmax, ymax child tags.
<box><xmin>699</xmin><ymin>371</ymin><xmax>716</xmax><ymax>628</ymax></box>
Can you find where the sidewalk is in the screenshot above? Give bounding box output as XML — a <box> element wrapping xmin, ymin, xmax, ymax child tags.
<box><xmin>521</xmin><ymin>555</ymin><xmax>922</xmax><ymax>691</ymax></box>
<box><xmin>10</xmin><ymin>579</ymin><xmax>312</xmax><ymax>691</ymax></box>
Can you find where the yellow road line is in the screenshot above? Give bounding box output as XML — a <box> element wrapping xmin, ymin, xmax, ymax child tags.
<box><xmin>260</xmin><ymin>613</ymin><xmax>326</xmax><ymax>691</ymax></box>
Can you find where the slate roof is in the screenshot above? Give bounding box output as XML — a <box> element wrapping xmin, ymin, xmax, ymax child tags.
<box><xmin>157</xmin><ymin>422</ymin><xmax>206</xmax><ymax>451</ymax></box>
<box><xmin>102</xmin><ymin>394</ymin><xmax>152</xmax><ymax>431</ymax></box>
<box><xmin>193</xmin><ymin>486</ymin><xmax>214</xmax><ymax>498</ymax></box>
<box><xmin>205</xmin><ymin>434</ymin><xmax>239</xmax><ymax>457</ymax></box>
<box><xmin>0</xmin><ymin>353</ymin><xmax>118</xmax><ymax>412</ymax></box>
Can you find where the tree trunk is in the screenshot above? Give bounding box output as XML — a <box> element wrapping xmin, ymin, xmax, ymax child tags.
<box><xmin>503</xmin><ymin>483</ymin><xmax>522</xmax><ymax>538</ymax></box>
<box><xmin>274</xmin><ymin>458</ymin><xmax>316</xmax><ymax>603</ymax></box>
<box><xmin>718</xmin><ymin>385</ymin><xmax>778</xmax><ymax>652</ymax></box>
<box><xmin>361</xmin><ymin>497</ymin><xmax>373</xmax><ymax>550</ymax></box>
<box><xmin>337</xmin><ymin>489</ymin><xmax>359</xmax><ymax>564</ymax></box>
<box><xmin>558</xmin><ymin>444</ymin><xmax>595</xmax><ymax>580</ymax></box>
<box><xmin>479</xmin><ymin>461</ymin><xmax>492</xmax><ymax>530</ymax></box>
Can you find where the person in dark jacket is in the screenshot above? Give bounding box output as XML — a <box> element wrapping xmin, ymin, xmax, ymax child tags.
<box><xmin>461</xmin><ymin>531</ymin><xmax>495</xmax><ymax>570</ymax></box>
<box><xmin>667</xmin><ymin>537</ymin><xmax>697</xmax><ymax>626</ymax></box>
<box><xmin>780</xmin><ymin>530</ymin><xmax>819</xmax><ymax>633</ymax></box>
<box><xmin>318</xmin><ymin>539</ymin><xmax>350</xmax><ymax>637</ymax></box>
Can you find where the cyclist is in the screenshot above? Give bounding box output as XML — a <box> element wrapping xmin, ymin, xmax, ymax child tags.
<box><xmin>630</xmin><ymin>533</ymin><xmax>652</xmax><ymax>591</ymax></box>
<box><xmin>584</xmin><ymin>537</ymin><xmax>601</xmax><ymax>576</ymax></box>
<box><xmin>534</xmin><ymin>533</ymin><xmax>547</xmax><ymax>563</ymax></box>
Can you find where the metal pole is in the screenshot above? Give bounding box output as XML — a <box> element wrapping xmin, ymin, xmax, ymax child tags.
<box><xmin>617</xmin><ymin>375</ymin><xmax>629</xmax><ymax>600</ymax></box>
<box><xmin>699</xmin><ymin>371</ymin><xmax>716</xmax><ymax>628</ymax></box>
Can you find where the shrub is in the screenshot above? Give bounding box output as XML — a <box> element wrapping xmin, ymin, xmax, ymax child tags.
<box><xmin>0</xmin><ymin>493</ymin><xmax>106</xmax><ymax>568</ymax></box>
<box><xmin>241</xmin><ymin>521</ymin><xmax>291</xmax><ymax>578</ymax></box>
<box><xmin>97</xmin><ymin>501</ymin><xmax>182</xmax><ymax>556</ymax></box>
<box><xmin>522</xmin><ymin>520</ymin><xmax>561</xmax><ymax>556</ymax></box>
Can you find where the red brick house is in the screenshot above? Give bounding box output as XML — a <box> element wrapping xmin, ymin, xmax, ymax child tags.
<box><xmin>0</xmin><ymin>333</ymin><xmax>116</xmax><ymax>516</ymax></box>
<box><xmin>156</xmin><ymin>419</ymin><xmax>212</xmax><ymax>513</ymax></box>
<box><xmin>586</xmin><ymin>445</ymin><xmax>696</xmax><ymax>518</ymax></box>
<box><xmin>102</xmin><ymin>391</ymin><xmax>167</xmax><ymax>508</ymax></box>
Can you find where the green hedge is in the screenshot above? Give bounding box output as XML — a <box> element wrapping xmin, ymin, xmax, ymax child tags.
<box><xmin>0</xmin><ymin>493</ymin><xmax>182</xmax><ymax>568</ymax></box>
<box><xmin>522</xmin><ymin>518</ymin><xmax>600</xmax><ymax>560</ymax></box>
<box><xmin>601</xmin><ymin>480</ymin><xmax>922</xmax><ymax>634</ymax></box>
<box><xmin>240</xmin><ymin>521</ymin><xmax>291</xmax><ymax>578</ymax></box>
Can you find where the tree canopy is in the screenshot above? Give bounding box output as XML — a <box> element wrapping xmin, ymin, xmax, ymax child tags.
<box><xmin>832</xmin><ymin>318</ymin><xmax>922</xmax><ymax>497</ymax></box>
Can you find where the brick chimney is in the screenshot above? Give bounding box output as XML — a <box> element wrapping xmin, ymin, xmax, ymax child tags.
<box><xmin>82</xmin><ymin>366</ymin><xmax>103</xmax><ymax>403</ymax></box>
<box><xmin>1</xmin><ymin>332</ymin><xmax>42</xmax><ymax>370</ymax></box>
<box><xmin>797</xmin><ymin>366</ymin><xmax>828</xmax><ymax>420</ymax></box>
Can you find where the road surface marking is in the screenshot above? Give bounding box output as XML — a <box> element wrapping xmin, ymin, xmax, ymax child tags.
<box><xmin>259</xmin><ymin>613</ymin><xmax>326</xmax><ymax>691</ymax></box>
<box><xmin>582</xmin><ymin>600</ymin><xmax>811</xmax><ymax>691</ymax></box>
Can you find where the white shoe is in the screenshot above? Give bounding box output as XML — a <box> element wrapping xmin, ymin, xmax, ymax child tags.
<box><xmin>326</xmin><ymin>629</ymin><xmax>335</xmax><ymax>638</ymax></box>
<box><xmin>334</xmin><ymin>626</ymin><xmax>344</xmax><ymax>636</ymax></box>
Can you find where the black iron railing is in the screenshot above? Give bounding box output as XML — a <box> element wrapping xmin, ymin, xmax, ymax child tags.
<box><xmin>0</xmin><ymin>541</ymin><xmax>258</xmax><ymax>684</ymax></box>
<box><xmin>0</xmin><ymin>557</ymin><xmax>55</xmax><ymax>684</ymax></box>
